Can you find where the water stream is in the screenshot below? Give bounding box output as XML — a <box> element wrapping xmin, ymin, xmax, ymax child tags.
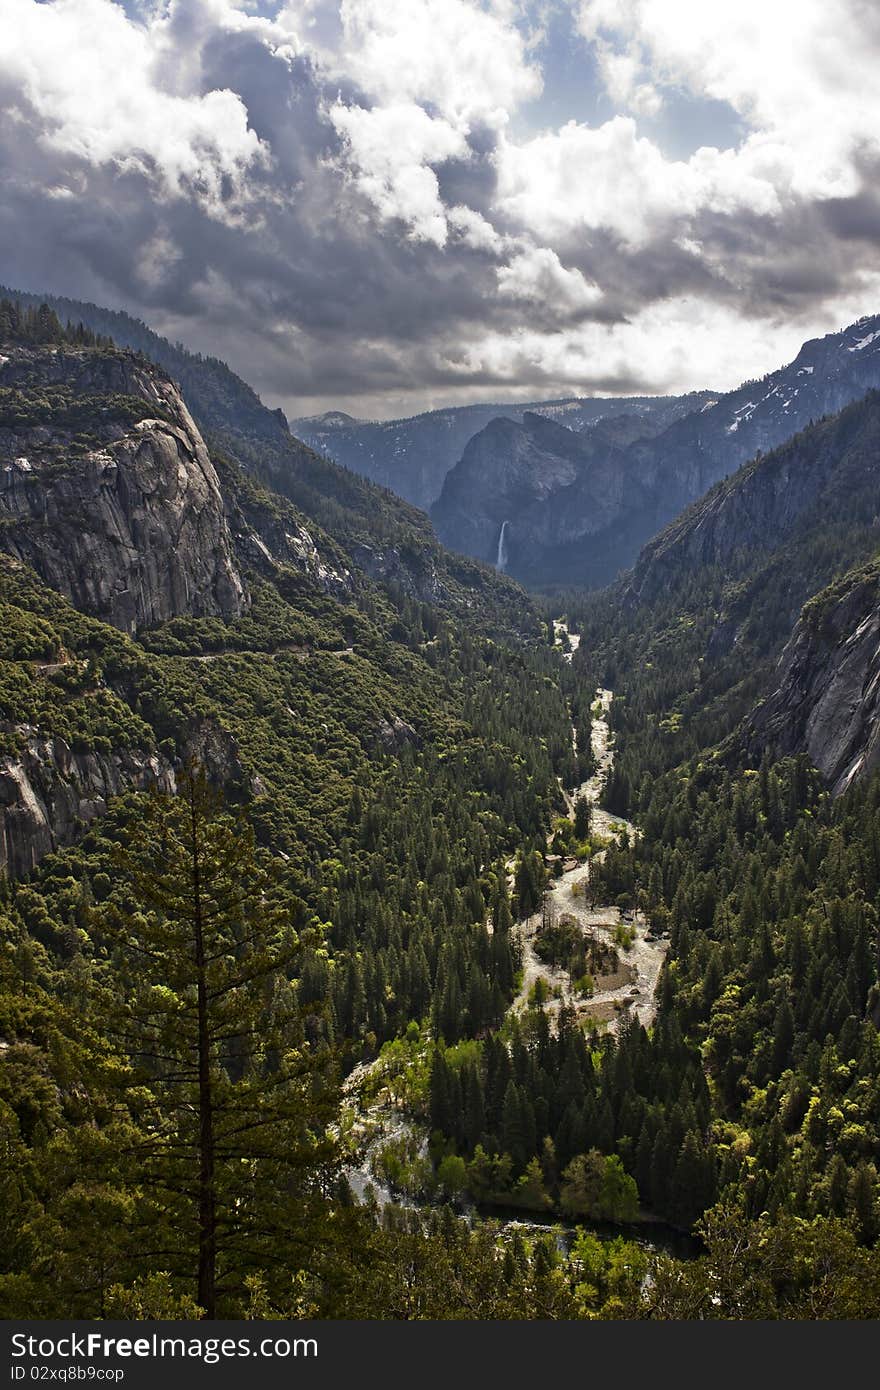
<box><xmin>343</xmin><ymin>617</ymin><xmax>678</xmax><ymax>1251</ymax></box>
<box><xmin>495</xmin><ymin>520</ymin><xmax>510</xmax><ymax>572</ymax></box>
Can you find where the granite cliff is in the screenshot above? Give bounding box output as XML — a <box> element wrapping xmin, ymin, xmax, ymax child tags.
<box><xmin>0</xmin><ymin>344</ymin><xmax>245</xmax><ymax>632</ymax></box>
<box><xmin>749</xmin><ymin>560</ymin><xmax>880</xmax><ymax>795</ymax></box>
<box><xmin>0</xmin><ymin>734</ymin><xmax>174</xmax><ymax>877</ymax></box>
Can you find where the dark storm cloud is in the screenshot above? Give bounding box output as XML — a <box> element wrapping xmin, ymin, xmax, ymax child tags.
<box><xmin>0</xmin><ymin>41</ymin><xmax>464</xmax><ymax>393</ymax></box>
<box><xmin>434</xmin><ymin>127</ymin><xmax>499</xmax><ymax>214</ymax></box>
<box><xmin>0</xmin><ymin>16</ymin><xmax>545</xmax><ymax>410</ymax></box>
<box><xmin>545</xmin><ymin>187</ymin><xmax>880</xmax><ymax>335</ymax></box>
<box><xmin>2</xmin><ymin>0</ymin><xmax>880</xmax><ymax>417</ymax></box>
<box><xmin>689</xmin><ymin>200</ymin><xmax>880</xmax><ymax>319</ymax></box>
<box><xmin>550</xmin><ymin>229</ymin><xmax>723</xmax><ymax>323</ymax></box>
<box><xmin>819</xmin><ymin>168</ymin><xmax>880</xmax><ymax>245</ymax></box>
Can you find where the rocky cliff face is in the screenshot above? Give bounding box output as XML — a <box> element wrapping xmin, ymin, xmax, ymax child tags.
<box><xmin>748</xmin><ymin>561</ymin><xmax>880</xmax><ymax>795</ymax></box>
<box><xmin>432</xmin><ymin>313</ymin><xmax>880</xmax><ymax>587</ymax></box>
<box><xmin>216</xmin><ymin>455</ymin><xmax>355</xmax><ymax>601</ymax></box>
<box><xmin>0</xmin><ymin>345</ymin><xmax>246</xmax><ymax>632</ymax></box>
<box><xmin>348</xmin><ymin>539</ymin><xmax>450</xmax><ymax>605</ymax></box>
<box><xmin>0</xmin><ymin>733</ymin><xmax>175</xmax><ymax>877</ymax></box>
<box><xmin>0</xmin><ymin>712</ymin><xmax>250</xmax><ymax>879</ymax></box>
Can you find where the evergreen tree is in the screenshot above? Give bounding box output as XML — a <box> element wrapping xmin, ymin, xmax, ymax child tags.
<box><xmin>100</xmin><ymin>768</ymin><xmax>340</xmax><ymax>1316</ymax></box>
<box><xmin>574</xmin><ymin>797</ymin><xmax>592</xmax><ymax>841</ymax></box>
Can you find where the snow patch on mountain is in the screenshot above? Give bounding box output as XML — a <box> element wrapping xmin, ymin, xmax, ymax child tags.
<box><xmin>848</xmin><ymin>330</ymin><xmax>880</xmax><ymax>352</ymax></box>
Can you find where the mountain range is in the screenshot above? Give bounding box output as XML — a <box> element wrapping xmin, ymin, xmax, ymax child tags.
<box><xmin>433</xmin><ymin>313</ymin><xmax>880</xmax><ymax>587</ymax></box>
<box><xmin>292</xmin><ymin>391</ymin><xmax>713</xmax><ymax>512</ymax></box>
<box><xmin>10</xmin><ymin>283</ymin><xmax>880</xmax><ymax>600</ymax></box>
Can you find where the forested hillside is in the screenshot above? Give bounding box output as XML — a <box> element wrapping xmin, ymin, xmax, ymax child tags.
<box><xmin>2</xmin><ymin>300</ymin><xmax>880</xmax><ymax>1321</ymax></box>
<box><xmin>523</xmin><ymin>387</ymin><xmax>880</xmax><ymax>1293</ymax></box>
<box><xmin>0</xmin><ymin>304</ymin><xmax>584</xmax><ymax>1315</ymax></box>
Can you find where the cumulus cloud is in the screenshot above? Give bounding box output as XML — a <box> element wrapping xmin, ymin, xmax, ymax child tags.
<box><xmin>334</xmin><ymin>0</ymin><xmax>542</xmax><ymax>124</ymax></box>
<box><xmin>0</xmin><ymin>0</ymin><xmax>270</xmax><ymax>217</ymax></box>
<box><xmin>1</xmin><ymin>0</ymin><xmax>879</xmax><ymax>419</ymax></box>
<box><xmin>576</xmin><ymin>0</ymin><xmax>880</xmax><ymax>198</ymax></box>
<box><xmin>330</xmin><ymin>102</ymin><xmax>467</xmax><ymax>245</ymax></box>
<box><xmin>496</xmin><ymin>246</ymin><xmax>602</xmax><ymax>316</ymax></box>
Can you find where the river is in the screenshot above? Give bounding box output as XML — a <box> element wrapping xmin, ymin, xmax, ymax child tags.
<box><xmin>342</xmin><ymin>617</ymin><xmax>676</xmax><ymax>1247</ymax></box>
<box><xmin>513</xmin><ymin>623</ymin><xmax>667</xmax><ymax>1033</ymax></box>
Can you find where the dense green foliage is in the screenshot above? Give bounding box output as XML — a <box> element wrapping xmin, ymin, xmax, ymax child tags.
<box><xmin>587</xmin><ymin>754</ymin><xmax>880</xmax><ymax>1236</ymax></box>
<box><xmin>525</xmin><ymin>426</ymin><xmax>880</xmax><ymax>1269</ymax></box>
<box><xmin>0</xmin><ymin>298</ymin><xmax>113</xmax><ymax>349</ymax></box>
<box><xmin>2</xmin><ymin>303</ymin><xmax>879</xmax><ymax>1318</ymax></box>
<box><xmin>0</xmin><ymin>774</ymin><xmax>342</xmax><ymax>1318</ymax></box>
<box><xmin>427</xmin><ymin>1008</ymin><xmax>715</xmax><ymax>1227</ymax></box>
<box><xmin>0</xmin><ymin>354</ymin><xmax>586</xmax><ymax>1317</ymax></box>
<box><xmin>0</xmin><ymin>386</ymin><xmax>168</xmax><ymax>442</ymax></box>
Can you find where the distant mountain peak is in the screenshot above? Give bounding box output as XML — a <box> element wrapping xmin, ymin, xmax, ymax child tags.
<box><xmin>293</xmin><ymin>391</ymin><xmax>715</xmax><ymax>512</ymax></box>
<box><xmin>433</xmin><ymin>310</ymin><xmax>880</xmax><ymax>587</ymax></box>
<box><xmin>298</xmin><ymin>410</ymin><xmax>366</xmax><ymax>429</ymax></box>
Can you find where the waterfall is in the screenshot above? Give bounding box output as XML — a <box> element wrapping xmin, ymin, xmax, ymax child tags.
<box><xmin>496</xmin><ymin>520</ymin><xmax>510</xmax><ymax>572</ymax></box>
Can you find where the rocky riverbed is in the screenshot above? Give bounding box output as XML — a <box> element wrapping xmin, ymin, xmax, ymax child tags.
<box><xmin>512</xmin><ymin>624</ymin><xmax>667</xmax><ymax>1033</ymax></box>
<box><xmin>344</xmin><ymin>619</ymin><xmax>668</xmax><ymax>1209</ymax></box>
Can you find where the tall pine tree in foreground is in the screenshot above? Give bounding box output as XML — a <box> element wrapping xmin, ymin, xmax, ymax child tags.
<box><xmin>103</xmin><ymin>768</ymin><xmax>341</xmax><ymax>1316</ymax></box>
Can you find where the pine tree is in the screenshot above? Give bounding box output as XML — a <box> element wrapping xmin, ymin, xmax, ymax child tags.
<box><xmin>849</xmin><ymin>1162</ymin><xmax>880</xmax><ymax>1245</ymax></box>
<box><xmin>771</xmin><ymin>998</ymin><xmax>795</xmax><ymax>1076</ymax></box>
<box><xmin>502</xmin><ymin>1080</ymin><xmax>528</xmax><ymax>1173</ymax></box>
<box><xmin>100</xmin><ymin>768</ymin><xmax>340</xmax><ymax>1316</ymax></box>
<box><xmin>574</xmin><ymin>797</ymin><xmax>592</xmax><ymax>841</ymax></box>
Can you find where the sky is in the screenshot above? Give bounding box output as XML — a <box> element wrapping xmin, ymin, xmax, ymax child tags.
<box><xmin>2</xmin><ymin>1</ymin><xmax>880</xmax><ymax>420</ymax></box>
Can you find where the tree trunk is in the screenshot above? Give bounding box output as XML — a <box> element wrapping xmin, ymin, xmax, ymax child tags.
<box><xmin>191</xmin><ymin>780</ymin><xmax>216</xmax><ymax>1319</ymax></box>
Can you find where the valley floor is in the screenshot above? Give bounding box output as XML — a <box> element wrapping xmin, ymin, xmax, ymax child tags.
<box><xmin>513</xmin><ymin>631</ymin><xmax>667</xmax><ymax>1034</ymax></box>
<box><xmin>344</xmin><ymin>621</ymin><xmax>668</xmax><ymax>1213</ymax></box>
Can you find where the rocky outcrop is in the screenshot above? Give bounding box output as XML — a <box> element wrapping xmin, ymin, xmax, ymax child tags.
<box><xmin>748</xmin><ymin>562</ymin><xmax>880</xmax><ymax>795</ymax></box>
<box><xmin>223</xmin><ymin>477</ymin><xmax>354</xmax><ymax>600</ymax></box>
<box><xmin>432</xmin><ymin>313</ymin><xmax>880</xmax><ymax>588</ymax></box>
<box><xmin>348</xmin><ymin>539</ymin><xmax>449</xmax><ymax>605</ymax></box>
<box><xmin>0</xmin><ymin>346</ymin><xmax>245</xmax><ymax>632</ymax></box>
<box><xmin>376</xmin><ymin>715</ymin><xmax>421</xmax><ymax>751</ymax></box>
<box><xmin>180</xmin><ymin>718</ymin><xmax>249</xmax><ymax>794</ymax></box>
<box><xmin>0</xmin><ymin>733</ymin><xmax>175</xmax><ymax>877</ymax></box>
<box><xmin>433</xmin><ymin>412</ymin><xmax>640</xmax><ymax>575</ymax></box>
<box><xmin>237</xmin><ymin>518</ymin><xmax>353</xmax><ymax>598</ymax></box>
<box><xmin>0</xmin><ymin>716</ymin><xmax>250</xmax><ymax>878</ymax></box>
